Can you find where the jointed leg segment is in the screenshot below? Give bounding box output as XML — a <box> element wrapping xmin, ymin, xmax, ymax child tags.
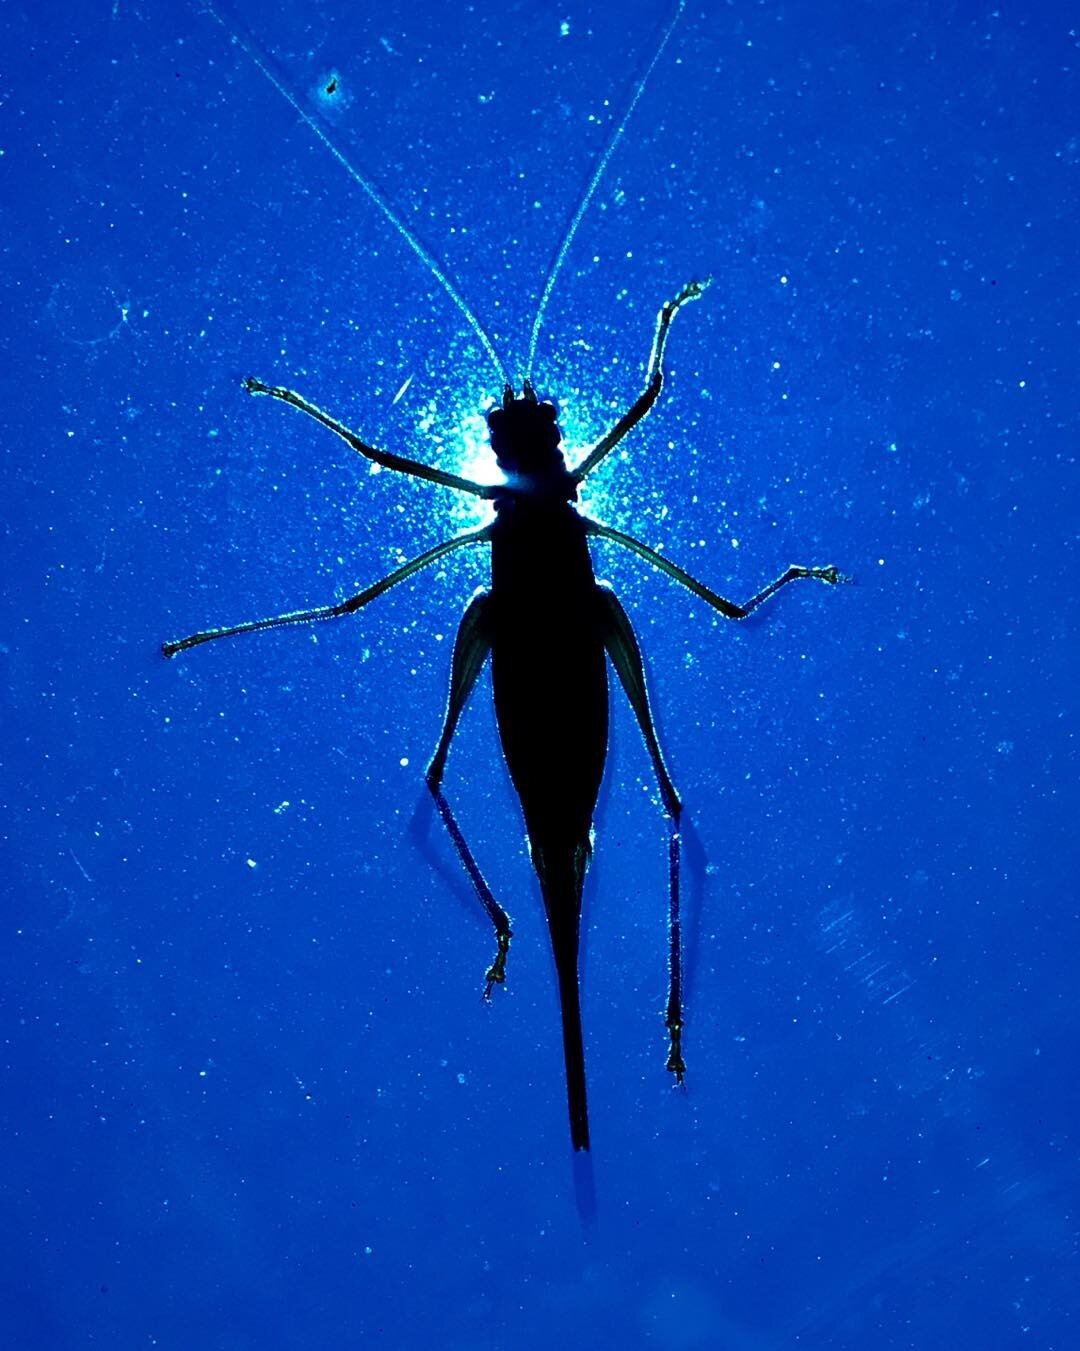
<box><xmin>244</xmin><ymin>378</ymin><xmax>496</xmax><ymax>499</ymax></box>
<box><xmin>424</xmin><ymin>592</ymin><xmax>513</xmax><ymax>997</ymax></box>
<box><xmin>162</xmin><ymin>527</ymin><xmax>490</xmax><ymax>658</ymax></box>
<box><xmin>596</xmin><ymin>585</ymin><xmax>686</xmax><ymax>1082</ymax></box>
<box><xmin>596</xmin><ymin>586</ymin><xmax>680</xmax><ymax>819</ymax></box>
<box><xmin>585</xmin><ymin>519</ymin><xmax>846</xmax><ymax>619</ymax></box>
<box><xmin>572</xmin><ymin>279</ymin><xmax>709</xmax><ymax>484</ymax></box>
<box><xmin>425</xmin><ymin>592</ymin><xmax>494</xmax><ymax>791</ymax></box>
<box><xmin>588</xmin><ymin>542</ymin><xmax>846</xmax><ymax>1078</ymax></box>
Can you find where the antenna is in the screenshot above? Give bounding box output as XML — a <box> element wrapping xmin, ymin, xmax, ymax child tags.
<box><xmin>524</xmin><ymin>1</ymin><xmax>687</xmax><ymax>382</ymax></box>
<box><xmin>194</xmin><ymin>1</ymin><xmax>510</xmax><ymax>388</ymax></box>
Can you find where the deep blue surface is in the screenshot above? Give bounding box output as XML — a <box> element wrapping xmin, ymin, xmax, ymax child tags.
<box><xmin>3</xmin><ymin>1</ymin><xmax>1078</xmax><ymax>1346</ymax></box>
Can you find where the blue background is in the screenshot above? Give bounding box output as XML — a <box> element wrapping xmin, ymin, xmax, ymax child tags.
<box><xmin>3</xmin><ymin>1</ymin><xmax>1077</xmax><ymax>1346</ymax></box>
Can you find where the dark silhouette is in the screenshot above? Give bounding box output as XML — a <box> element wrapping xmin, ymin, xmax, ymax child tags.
<box><xmin>162</xmin><ymin>281</ymin><xmax>845</xmax><ymax>1150</ymax></box>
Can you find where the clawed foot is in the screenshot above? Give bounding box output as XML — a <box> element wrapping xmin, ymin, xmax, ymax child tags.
<box><xmin>482</xmin><ymin>931</ymin><xmax>512</xmax><ymax>1000</ymax></box>
<box><xmin>802</xmin><ymin>564</ymin><xmax>852</xmax><ymax>586</ymax></box>
<box><xmin>671</xmin><ymin>277</ymin><xmax>712</xmax><ymax>311</ymax></box>
<box><xmin>666</xmin><ymin>1019</ymin><xmax>686</xmax><ymax>1084</ymax></box>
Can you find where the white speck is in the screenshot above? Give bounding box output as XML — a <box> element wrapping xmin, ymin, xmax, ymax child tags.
<box><xmin>771</xmin><ymin>360</ymin><xmax>781</xmax><ymax>370</ymax></box>
<box><xmin>887</xmin><ymin>441</ymin><xmax>898</xmax><ymax>452</ymax></box>
<box><xmin>274</xmin><ymin>800</ymin><xmax>291</xmax><ymax>814</ymax></box>
<box><xmin>560</xmin><ymin>19</ymin><xmax>570</xmax><ymax>36</ymax></box>
<box><xmin>779</xmin><ymin>274</ymin><xmax>789</xmax><ymax>284</ymax></box>
<box><xmin>1018</xmin><ymin>379</ymin><xmax>1026</xmax><ymax>388</ymax></box>
<box><xmin>399</xmin><ymin>757</ymin><xmax>409</xmax><ymax>767</ymax></box>
<box><xmin>246</xmin><ymin>858</ymin><xmax>257</xmax><ymax>869</ymax></box>
<box><xmin>731</xmin><ymin>537</ymin><xmax>740</xmax><ymax>548</ymax></box>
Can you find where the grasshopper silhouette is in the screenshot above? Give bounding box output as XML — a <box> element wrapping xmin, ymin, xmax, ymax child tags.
<box><xmin>165</xmin><ymin>1</ymin><xmax>845</xmax><ymax>1150</ymax></box>
<box><xmin>162</xmin><ymin>280</ymin><xmax>843</xmax><ymax>1150</ymax></box>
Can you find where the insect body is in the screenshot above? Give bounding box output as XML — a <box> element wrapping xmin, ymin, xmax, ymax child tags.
<box><xmin>164</xmin><ymin>6</ymin><xmax>845</xmax><ymax>1151</ymax></box>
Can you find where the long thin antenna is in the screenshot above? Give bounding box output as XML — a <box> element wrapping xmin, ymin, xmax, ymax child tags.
<box><xmin>525</xmin><ymin>0</ymin><xmax>687</xmax><ymax>382</ymax></box>
<box><xmin>195</xmin><ymin>1</ymin><xmax>510</xmax><ymax>388</ymax></box>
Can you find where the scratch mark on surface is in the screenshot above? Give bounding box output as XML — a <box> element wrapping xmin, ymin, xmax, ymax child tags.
<box><xmin>69</xmin><ymin>849</ymin><xmax>93</xmax><ymax>884</ymax></box>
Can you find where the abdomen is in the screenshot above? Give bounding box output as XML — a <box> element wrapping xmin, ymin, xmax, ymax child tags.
<box><xmin>490</xmin><ymin>504</ymin><xmax>608</xmax><ymax>853</ymax></box>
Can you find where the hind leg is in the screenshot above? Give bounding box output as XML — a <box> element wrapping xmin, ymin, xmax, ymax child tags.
<box><xmin>596</xmin><ymin>585</ymin><xmax>686</xmax><ymax>1081</ymax></box>
<box><xmin>424</xmin><ymin>592</ymin><xmax>512</xmax><ymax>996</ymax></box>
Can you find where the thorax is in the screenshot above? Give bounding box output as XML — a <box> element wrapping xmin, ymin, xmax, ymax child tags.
<box><xmin>489</xmin><ymin>484</ymin><xmax>596</xmax><ymax>607</ymax></box>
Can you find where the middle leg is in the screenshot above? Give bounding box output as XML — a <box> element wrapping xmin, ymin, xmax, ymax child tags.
<box><xmin>586</xmin><ymin>519</ymin><xmax>846</xmax><ymax>619</ymax></box>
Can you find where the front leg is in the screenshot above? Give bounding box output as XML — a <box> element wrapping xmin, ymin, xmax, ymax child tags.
<box><xmin>571</xmin><ymin>279</ymin><xmax>709</xmax><ymax>484</ymax></box>
<box><xmin>245</xmin><ymin>378</ymin><xmax>496</xmax><ymax>499</ymax></box>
